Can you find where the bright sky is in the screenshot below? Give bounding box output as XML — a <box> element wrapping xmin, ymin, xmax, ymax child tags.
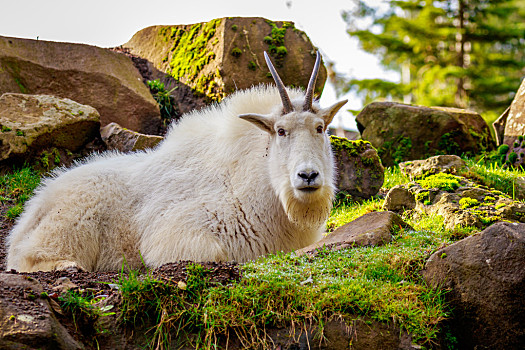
<box><xmin>0</xmin><ymin>0</ymin><xmax>398</xmax><ymax>130</ymax></box>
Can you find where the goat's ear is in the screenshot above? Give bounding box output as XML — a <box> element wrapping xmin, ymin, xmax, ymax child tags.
<box><xmin>239</xmin><ymin>113</ymin><xmax>274</xmax><ymax>133</ymax></box>
<box><xmin>319</xmin><ymin>100</ymin><xmax>348</xmax><ymax>126</ymax></box>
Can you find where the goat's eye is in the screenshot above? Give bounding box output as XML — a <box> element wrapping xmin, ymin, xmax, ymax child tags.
<box><xmin>277</xmin><ymin>128</ymin><xmax>286</xmax><ymax>136</ymax></box>
<box><xmin>316</xmin><ymin>125</ymin><xmax>324</xmax><ymax>134</ymax></box>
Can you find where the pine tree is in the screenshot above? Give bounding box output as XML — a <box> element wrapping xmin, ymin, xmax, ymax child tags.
<box><xmin>341</xmin><ymin>0</ymin><xmax>525</xmax><ymax>121</ymax></box>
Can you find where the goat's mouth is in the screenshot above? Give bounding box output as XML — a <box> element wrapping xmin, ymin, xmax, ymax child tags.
<box><xmin>297</xmin><ymin>185</ymin><xmax>320</xmax><ymax>193</ymax></box>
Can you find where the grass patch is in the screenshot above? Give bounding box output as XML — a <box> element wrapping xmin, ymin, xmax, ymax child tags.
<box><xmin>327</xmin><ymin>196</ymin><xmax>384</xmax><ymax>231</ymax></box>
<box><xmin>383</xmin><ymin>166</ymin><xmax>411</xmax><ymax>189</ymax></box>
<box><xmin>115</xmin><ymin>223</ymin><xmax>457</xmax><ymax>349</ymax></box>
<box><xmin>461</xmin><ymin>158</ymin><xmax>525</xmax><ymax>199</ymax></box>
<box><xmin>0</xmin><ymin>167</ymin><xmax>41</xmax><ymax>220</ymax></box>
<box><xmin>59</xmin><ymin>289</ymin><xmax>115</xmax><ymax>344</ymax></box>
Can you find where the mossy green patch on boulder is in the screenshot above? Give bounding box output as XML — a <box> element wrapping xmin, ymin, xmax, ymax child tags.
<box><xmin>330</xmin><ymin>136</ymin><xmax>384</xmax><ymax>199</ymax></box>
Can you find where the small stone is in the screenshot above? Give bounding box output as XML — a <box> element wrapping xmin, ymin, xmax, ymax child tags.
<box><xmin>383</xmin><ymin>185</ymin><xmax>416</xmax><ymax>211</ymax></box>
<box><xmin>177</xmin><ymin>281</ymin><xmax>187</xmax><ymax>290</ymax></box>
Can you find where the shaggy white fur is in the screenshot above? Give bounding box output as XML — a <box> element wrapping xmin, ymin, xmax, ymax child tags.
<box><xmin>6</xmin><ymin>85</ymin><xmax>346</xmax><ymax>272</ymax></box>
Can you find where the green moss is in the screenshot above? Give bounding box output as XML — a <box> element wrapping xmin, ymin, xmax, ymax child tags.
<box><xmin>459</xmin><ymin>197</ymin><xmax>479</xmax><ymax>209</ymax></box>
<box><xmin>519</xmin><ymin>136</ymin><xmax>523</xmax><ymax>142</ymax></box>
<box><xmin>264</xmin><ymin>20</ymin><xmax>290</xmax><ymax>63</ymax></box>
<box><xmin>1</xmin><ymin>125</ymin><xmax>12</xmax><ymax>132</ymax></box>
<box><xmin>508</xmin><ymin>152</ymin><xmax>518</xmax><ymax>163</ymax></box>
<box><xmin>392</xmin><ymin>137</ymin><xmax>412</xmax><ymax>164</ymax></box>
<box><xmin>248</xmin><ymin>61</ymin><xmax>256</xmax><ymax>71</ymax></box>
<box><xmin>16</xmin><ymin>130</ymin><xmax>24</xmax><ymax>136</ymax></box>
<box><xmin>161</xmin><ymin>19</ymin><xmax>223</xmax><ymax>100</ymax></box>
<box><xmin>231</xmin><ymin>24</ymin><xmax>238</xmax><ymax>31</ymax></box>
<box><xmin>484</xmin><ymin>195</ymin><xmax>496</xmax><ymax>202</ymax></box>
<box><xmin>231</xmin><ymin>47</ymin><xmax>242</xmax><ymax>57</ymax></box>
<box><xmin>415</xmin><ymin>191</ymin><xmax>429</xmax><ymax>202</ymax></box>
<box><xmin>495</xmin><ymin>202</ymin><xmax>506</xmax><ymax>210</ymax></box>
<box><xmin>417</xmin><ymin>173</ymin><xmax>460</xmax><ymax>192</ymax></box>
<box><xmin>498</xmin><ymin>144</ymin><xmax>510</xmax><ymax>155</ymax></box>
<box><xmin>330</xmin><ymin>136</ymin><xmax>373</xmax><ymax>158</ymax></box>
<box><xmin>437</xmin><ymin>131</ymin><xmax>462</xmax><ymax>155</ymax></box>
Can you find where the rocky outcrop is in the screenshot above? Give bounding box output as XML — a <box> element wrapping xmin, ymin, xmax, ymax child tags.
<box><xmin>0</xmin><ymin>35</ymin><xmax>161</xmax><ymax>134</ymax></box>
<box><xmin>503</xmin><ymin>78</ymin><xmax>525</xmax><ymax>147</ymax></box>
<box><xmin>331</xmin><ymin>136</ymin><xmax>384</xmax><ymax>199</ymax></box>
<box><xmin>122</xmin><ymin>17</ymin><xmax>327</xmax><ymax>101</ymax></box>
<box><xmin>296</xmin><ymin>211</ymin><xmax>412</xmax><ymax>255</ymax></box>
<box><xmin>423</xmin><ymin>222</ymin><xmax>525</xmax><ymax>349</ymax></box>
<box><xmin>0</xmin><ymin>273</ymin><xmax>83</xmax><ymax>349</ymax></box>
<box><xmin>399</xmin><ymin>155</ymin><xmax>467</xmax><ymax>179</ymax></box>
<box><xmin>0</xmin><ymin>93</ymin><xmax>100</xmax><ymax>170</ymax></box>
<box><xmin>101</xmin><ymin>122</ymin><xmax>163</xmax><ymax>152</ymax></box>
<box><xmin>383</xmin><ymin>168</ymin><xmax>525</xmax><ymax>230</ymax></box>
<box><xmin>356</xmin><ymin>102</ymin><xmax>495</xmax><ymax>167</ymax></box>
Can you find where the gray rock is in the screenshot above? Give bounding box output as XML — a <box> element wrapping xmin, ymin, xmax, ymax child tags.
<box><xmin>0</xmin><ymin>35</ymin><xmax>161</xmax><ymax>134</ymax></box>
<box><xmin>296</xmin><ymin>211</ymin><xmax>412</xmax><ymax>255</ymax></box>
<box><xmin>383</xmin><ymin>185</ymin><xmax>416</xmax><ymax>211</ymax></box>
<box><xmin>493</xmin><ymin>107</ymin><xmax>509</xmax><ymax>146</ymax></box>
<box><xmin>423</xmin><ymin>222</ymin><xmax>525</xmax><ymax>349</ymax></box>
<box><xmin>503</xmin><ymin>78</ymin><xmax>525</xmax><ymax>147</ymax></box>
<box><xmin>399</xmin><ymin>155</ymin><xmax>467</xmax><ymax>179</ymax></box>
<box><xmin>0</xmin><ymin>273</ymin><xmax>84</xmax><ymax>349</ymax></box>
<box><xmin>0</xmin><ymin>93</ymin><xmax>100</xmax><ymax>169</ymax></box>
<box><xmin>101</xmin><ymin>122</ymin><xmax>163</xmax><ymax>152</ymax></box>
<box><xmin>331</xmin><ymin>136</ymin><xmax>384</xmax><ymax>199</ymax></box>
<box><xmin>356</xmin><ymin>102</ymin><xmax>495</xmax><ymax>167</ymax></box>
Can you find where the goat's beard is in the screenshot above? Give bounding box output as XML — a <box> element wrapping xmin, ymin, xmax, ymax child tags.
<box><xmin>280</xmin><ymin>186</ymin><xmax>334</xmax><ymax>228</ymax></box>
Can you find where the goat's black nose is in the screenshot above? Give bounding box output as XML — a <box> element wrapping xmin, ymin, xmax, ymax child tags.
<box><xmin>298</xmin><ymin>171</ymin><xmax>319</xmax><ymax>184</ymax></box>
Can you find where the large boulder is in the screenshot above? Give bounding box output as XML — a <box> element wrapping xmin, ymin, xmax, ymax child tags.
<box><xmin>0</xmin><ymin>35</ymin><xmax>161</xmax><ymax>134</ymax></box>
<box><xmin>330</xmin><ymin>136</ymin><xmax>384</xmax><ymax>199</ymax></box>
<box><xmin>0</xmin><ymin>273</ymin><xmax>83</xmax><ymax>349</ymax></box>
<box><xmin>356</xmin><ymin>102</ymin><xmax>495</xmax><ymax>167</ymax></box>
<box><xmin>0</xmin><ymin>93</ymin><xmax>100</xmax><ymax>170</ymax></box>
<box><xmin>122</xmin><ymin>17</ymin><xmax>327</xmax><ymax>101</ymax></box>
<box><xmin>503</xmin><ymin>78</ymin><xmax>525</xmax><ymax>147</ymax></box>
<box><xmin>423</xmin><ymin>222</ymin><xmax>525</xmax><ymax>349</ymax></box>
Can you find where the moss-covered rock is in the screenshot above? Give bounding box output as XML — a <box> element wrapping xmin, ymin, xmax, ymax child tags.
<box><xmin>356</xmin><ymin>102</ymin><xmax>495</xmax><ymax>167</ymax></box>
<box><xmin>330</xmin><ymin>136</ymin><xmax>384</xmax><ymax>199</ymax></box>
<box><xmin>122</xmin><ymin>17</ymin><xmax>327</xmax><ymax>102</ymax></box>
<box><xmin>0</xmin><ymin>93</ymin><xmax>100</xmax><ymax>171</ymax></box>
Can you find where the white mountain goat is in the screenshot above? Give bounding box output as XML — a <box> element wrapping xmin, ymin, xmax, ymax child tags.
<box><xmin>6</xmin><ymin>52</ymin><xmax>347</xmax><ymax>272</ymax></box>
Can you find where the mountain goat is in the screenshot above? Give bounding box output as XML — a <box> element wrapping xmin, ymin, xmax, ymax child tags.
<box><xmin>6</xmin><ymin>52</ymin><xmax>347</xmax><ymax>272</ymax></box>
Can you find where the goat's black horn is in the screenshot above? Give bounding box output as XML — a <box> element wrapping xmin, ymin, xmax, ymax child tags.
<box><xmin>264</xmin><ymin>51</ymin><xmax>293</xmax><ymax>114</ymax></box>
<box><xmin>303</xmin><ymin>51</ymin><xmax>321</xmax><ymax>112</ymax></box>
